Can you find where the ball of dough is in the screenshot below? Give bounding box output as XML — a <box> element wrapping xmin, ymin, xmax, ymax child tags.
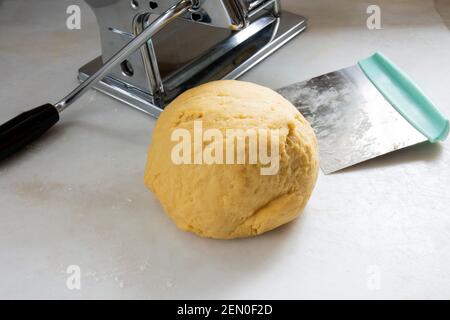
<box><xmin>144</xmin><ymin>80</ymin><xmax>319</xmax><ymax>239</ymax></box>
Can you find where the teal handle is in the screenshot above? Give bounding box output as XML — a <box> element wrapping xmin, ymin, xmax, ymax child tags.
<box><xmin>358</xmin><ymin>52</ymin><xmax>449</xmax><ymax>143</ymax></box>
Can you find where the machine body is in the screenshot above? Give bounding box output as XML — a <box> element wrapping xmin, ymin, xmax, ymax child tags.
<box><xmin>80</xmin><ymin>0</ymin><xmax>307</xmax><ymax>117</ymax></box>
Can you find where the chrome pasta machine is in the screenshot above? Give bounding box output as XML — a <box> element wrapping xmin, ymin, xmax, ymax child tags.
<box><xmin>80</xmin><ymin>0</ymin><xmax>307</xmax><ymax>117</ymax></box>
<box><xmin>0</xmin><ymin>0</ymin><xmax>306</xmax><ymax>160</ymax></box>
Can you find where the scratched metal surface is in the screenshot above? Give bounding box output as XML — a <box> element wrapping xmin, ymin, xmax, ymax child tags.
<box><xmin>277</xmin><ymin>65</ymin><xmax>427</xmax><ymax>174</ymax></box>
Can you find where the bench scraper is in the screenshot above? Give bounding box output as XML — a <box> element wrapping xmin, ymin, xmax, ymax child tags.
<box><xmin>277</xmin><ymin>52</ymin><xmax>449</xmax><ymax>174</ymax></box>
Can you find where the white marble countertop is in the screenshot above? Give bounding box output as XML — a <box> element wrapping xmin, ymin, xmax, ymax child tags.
<box><xmin>0</xmin><ymin>0</ymin><xmax>449</xmax><ymax>299</ymax></box>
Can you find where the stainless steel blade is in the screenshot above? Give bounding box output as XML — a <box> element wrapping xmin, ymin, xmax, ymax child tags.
<box><xmin>277</xmin><ymin>65</ymin><xmax>427</xmax><ymax>174</ymax></box>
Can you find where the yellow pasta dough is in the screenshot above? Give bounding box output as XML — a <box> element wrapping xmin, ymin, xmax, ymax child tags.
<box><xmin>144</xmin><ymin>80</ymin><xmax>319</xmax><ymax>239</ymax></box>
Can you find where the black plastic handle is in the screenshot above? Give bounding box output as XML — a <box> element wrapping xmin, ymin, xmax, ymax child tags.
<box><xmin>0</xmin><ymin>104</ymin><xmax>60</xmax><ymax>161</ymax></box>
